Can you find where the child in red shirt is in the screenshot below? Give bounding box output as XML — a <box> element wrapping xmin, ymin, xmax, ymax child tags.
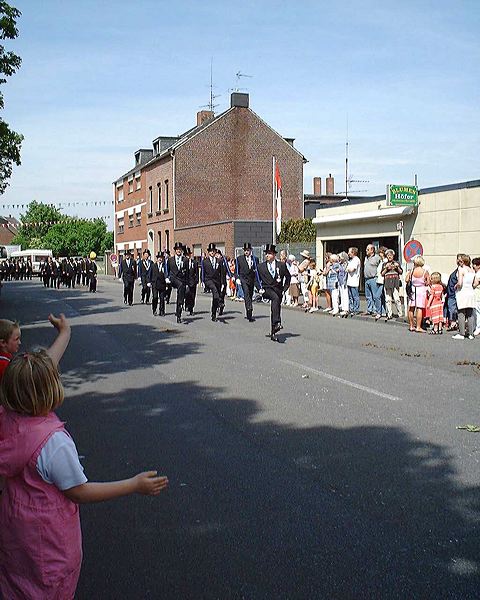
<box><xmin>0</xmin><ymin>314</ymin><xmax>71</xmax><ymax>380</ymax></box>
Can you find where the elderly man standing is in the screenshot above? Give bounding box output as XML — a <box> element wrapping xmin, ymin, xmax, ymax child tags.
<box><xmin>364</xmin><ymin>244</ymin><xmax>382</xmax><ymax>318</ymax></box>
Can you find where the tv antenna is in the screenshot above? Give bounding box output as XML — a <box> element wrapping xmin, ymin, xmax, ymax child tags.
<box><xmin>233</xmin><ymin>70</ymin><xmax>253</xmax><ymax>91</ymax></box>
<box><xmin>338</xmin><ymin>115</ymin><xmax>368</xmax><ymax>200</ymax></box>
<box><xmin>200</xmin><ymin>58</ymin><xmax>220</xmax><ymax>113</ymax></box>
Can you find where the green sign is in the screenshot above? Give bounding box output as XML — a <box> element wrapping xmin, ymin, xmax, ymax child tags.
<box><xmin>387</xmin><ymin>184</ymin><xmax>418</xmax><ymax>206</ymax></box>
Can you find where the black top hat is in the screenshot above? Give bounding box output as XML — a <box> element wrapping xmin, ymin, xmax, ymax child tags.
<box><xmin>243</xmin><ymin>242</ymin><xmax>252</xmax><ymax>250</ymax></box>
<box><xmin>207</xmin><ymin>243</ymin><xmax>216</xmax><ymax>252</ymax></box>
<box><xmin>265</xmin><ymin>244</ymin><xmax>277</xmax><ymax>254</ymax></box>
<box><xmin>156</xmin><ymin>252</ymin><xmax>163</xmax><ymax>259</ymax></box>
<box><xmin>143</xmin><ymin>249</ymin><xmax>150</xmax><ymax>255</ymax></box>
<box><xmin>173</xmin><ymin>242</ymin><xmax>183</xmax><ymax>251</ymax></box>
<box><xmin>185</xmin><ymin>247</ymin><xmax>192</xmax><ymax>255</ymax></box>
<box><xmin>125</xmin><ymin>249</ymin><xmax>132</xmax><ymax>255</ymax></box>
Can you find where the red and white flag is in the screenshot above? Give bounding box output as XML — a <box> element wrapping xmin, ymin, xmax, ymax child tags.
<box><xmin>274</xmin><ymin>162</ymin><xmax>282</xmax><ymax>235</ymax></box>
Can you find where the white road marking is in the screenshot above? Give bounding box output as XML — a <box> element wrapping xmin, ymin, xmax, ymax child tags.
<box><xmin>281</xmin><ymin>359</ymin><xmax>403</xmax><ymax>402</ymax></box>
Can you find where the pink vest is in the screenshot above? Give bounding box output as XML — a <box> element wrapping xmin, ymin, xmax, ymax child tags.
<box><xmin>0</xmin><ymin>408</ymin><xmax>82</xmax><ymax>600</ymax></box>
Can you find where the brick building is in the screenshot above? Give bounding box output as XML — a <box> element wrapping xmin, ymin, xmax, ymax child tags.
<box><xmin>113</xmin><ymin>93</ymin><xmax>306</xmax><ymax>258</ymax></box>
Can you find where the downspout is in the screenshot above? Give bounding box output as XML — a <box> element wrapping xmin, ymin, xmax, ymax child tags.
<box><xmin>171</xmin><ymin>150</ymin><xmax>176</xmax><ymax>230</ymax></box>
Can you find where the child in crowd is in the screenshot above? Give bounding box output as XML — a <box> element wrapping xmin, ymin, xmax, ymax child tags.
<box><xmin>0</xmin><ymin>347</ymin><xmax>169</xmax><ymax>599</ymax></box>
<box><xmin>0</xmin><ymin>313</ymin><xmax>71</xmax><ymax>380</ymax></box>
<box><xmin>307</xmin><ymin>260</ymin><xmax>319</xmax><ymax>312</ymax></box>
<box><xmin>426</xmin><ymin>272</ymin><xmax>445</xmax><ymax>334</ymax></box>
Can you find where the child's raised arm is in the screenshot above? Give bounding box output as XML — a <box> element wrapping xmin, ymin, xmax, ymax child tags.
<box><xmin>46</xmin><ymin>313</ymin><xmax>71</xmax><ymax>366</ymax></box>
<box><xmin>63</xmin><ymin>471</ymin><xmax>169</xmax><ymax>504</ymax></box>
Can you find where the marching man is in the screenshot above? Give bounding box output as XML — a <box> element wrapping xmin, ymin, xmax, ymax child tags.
<box><xmin>257</xmin><ymin>244</ymin><xmax>291</xmax><ymax>341</ymax></box>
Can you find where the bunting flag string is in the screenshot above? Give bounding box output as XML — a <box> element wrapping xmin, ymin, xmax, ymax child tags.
<box><xmin>1</xmin><ymin>200</ymin><xmax>115</xmax><ymax>210</ymax></box>
<box><xmin>0</xmin><ymin>216</ymin><xmax>112</xmax><ymax>228</ymax></box>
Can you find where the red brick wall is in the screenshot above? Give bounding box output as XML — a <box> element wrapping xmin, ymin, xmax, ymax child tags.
<box><xmin>114</xmin><ymin>168</ymin><xmax>148</xmax><ymax>253</ymax></box>
<box><xmin>174</xmin><ymin>107</ymin><xmax>304</xmax><ymax>228</ymax></box>
<box><xmin>175</xmin><ymin>222</ymin><xmax>235</xmax><ymax>258</ymax></box>
<box><xmin>144</xmin><ymin>156</ymin><xmax>174</xmax><ymax>254</ymax></box>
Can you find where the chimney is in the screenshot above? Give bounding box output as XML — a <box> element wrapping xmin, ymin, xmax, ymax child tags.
<box><xmin>313</xmin><ymin>177</ymin><xmax>322</xmax><ymax>196</ymax></box>
<box><xmin>197</xmin><ymin>110</ymin><xmax>214</xmax><ymax>126</ymax></box>
<box><xmin>326</xmin><ymin>174</ymin><xmax>334</xmax><ymax>196</ymax></box>
<box><xmin>230</xmin><ymin>92</ymin><xmax>249</xmax><ymax>108</ymax></box>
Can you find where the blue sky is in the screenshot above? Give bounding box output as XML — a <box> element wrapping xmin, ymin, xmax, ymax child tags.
<box><xmin>2</xmin><ymin>0</ymin><xmax>479</xmax><ymax>225</ymax></box>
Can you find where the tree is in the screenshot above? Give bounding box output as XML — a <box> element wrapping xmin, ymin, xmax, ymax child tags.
<box><xmin>0</xmin><ymin>1</ymin><xmax>23</xmax><ymax>194</ymax></box>
<box><xmin>278</xmin><ymin>218</ymin><xmax>316</xmax><ymax>243</ymax></box>
<box><xmin>12</xmin><ymin>200</ymin><xmax>63</xmax><ymax>248</ymax></box>
<box><xmin>43</xmin><ymin>218</ymin><xmax>112</xmax><ymax>257</ymax></box>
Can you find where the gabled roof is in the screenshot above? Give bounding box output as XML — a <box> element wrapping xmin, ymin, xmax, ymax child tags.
<box><xmin>144</xmin><ymin>104</ymin><xmax>307</xmax><ymax>167</ymax></box>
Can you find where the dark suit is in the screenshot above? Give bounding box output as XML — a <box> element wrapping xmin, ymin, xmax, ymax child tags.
<box><xmin>167</xmin><ymin>255</ymin><xmax>188</xmax><ymax>318</ymax></box>
<box><xmin>257</xmin><ymin>259</ymin><xmax>291</xmax><ymax>333</ymax></box>
<box><xmin>202</xmin><ymin>256</ymin><xmax>227</xmax><ymax>319</ymax></box>
<box><xmin>236</xmin><ymin>254</ymin><xmax>260</xmax><ymax>318</ymax></box>
<box><xmin>151</xmin><ymin>261</ymin><xmax>167</xmax><ymax>315</ymax></box>
<box><xmin>138</xmin><ymin>258</ymin><xmax>154</xmax><ymax>304</ymax></box>
<box><xmin>119</xmin><ymin>258</ymin><xmax>137</xmax><ymax>305</ymax></box>
<box><xmin>185</xmin><ymin>257</ymin><xmax>199</xmax><ymax>314</ymax></box>
<box><xmin>88</xmin><ymin>261</ymin><xmax>97</xmax><ymax>292</ymax></box>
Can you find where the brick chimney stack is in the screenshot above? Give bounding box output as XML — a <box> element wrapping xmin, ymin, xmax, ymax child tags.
<box><xmin>326</xmin><ymin>174</ymin><xmax>334</xmax><ymax>196</ymax></box>
<box><xmin>313</xmin><ymin>177</ymin><xmax>322</xmax><ymax>196</ymax></box>
<box><xmin>197</xmin><ymin>110</ymin><xmax>214</xmax><ymax>126</ymax></box>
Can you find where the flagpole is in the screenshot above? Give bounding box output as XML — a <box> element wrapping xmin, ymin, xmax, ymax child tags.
<box><xmin>272</xmin><ymin>156</ymin><xmax>276</xmax><ymax>244</ymax></box>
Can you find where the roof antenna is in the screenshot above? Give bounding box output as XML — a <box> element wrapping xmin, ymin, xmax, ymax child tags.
<box><xmin>200</xmin><ymin>57</ymin><xmax>220</xmax><ymax>114</ymax></box>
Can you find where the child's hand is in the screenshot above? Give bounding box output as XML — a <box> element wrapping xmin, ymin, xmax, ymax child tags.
<box><xmin>48</xmin><ymin>313</ymin><xmax>70</xmax><ymax>334</ymax></box>
<box><xmin>134</xmin><ymin>471</ymin><xmax>169</xmax><ymax>496</ymax></box>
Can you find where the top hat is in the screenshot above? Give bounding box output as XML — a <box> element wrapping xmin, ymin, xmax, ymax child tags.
<box><xmin>173</xmin><ymin>242</ymin><xmax>183</xmax><ymax>251</ymax></box>
<box><xmin>300</xmin><ymin>250</ymin><xmax>311</xmax><ymax>258</ymax></box>
<box><xmin>207</xmin><ymin>243</ymin><xmax>216</xmax><ymax>252</ymax></box>
<box><xmin>125</xmin><ymin>249</ymin><xmax>132</xmax><ymax>256</ymax></box>
<box><xmin>243</xmin><ymin>242</ymin><xmax>252</xmax><ymax>250</ymax></box>
<box><xmin>185</xmin><ymin>247</ymin><xmax>192</xmax><ymax>255</ymax></box>
<box><xmin>156</xmin><ymin>252</ymin><xmax>163</xmax><ymax>259</ymax></box>
<box><xmin>265</xmin><ymin>244</ymin><xmax>277</xmax><ymax>254</ymax></box>
<box><xmin>143</xmin><ymin>249</ymin><xmax>151</xmax><ymax>255</ymax></box>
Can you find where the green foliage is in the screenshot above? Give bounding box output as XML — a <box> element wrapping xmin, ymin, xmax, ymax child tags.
<box><xmin>0</xmin><ymin>1</ymin><xmax>23</xmax><ymax>194</ymax></box>
<box><xmin>278</xmin><ymin>218</ymin><xmax>316</xmax><ymax>243</ymax></box>
<box><xmin>12</xmin><ymin>200</ymin><xmax>63</xmax><ymax>246</ymax></box>
<box><xmin>11</xmin><ymin>201</ymin><xmax>112</xmax><ymax>256</ymax></box>
<box><xmin>43</xmin><ymin>218</ymin><xmax>112</xmax><ymax>257</ymax></box>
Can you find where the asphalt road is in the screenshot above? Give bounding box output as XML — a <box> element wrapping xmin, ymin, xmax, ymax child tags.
<box><xmin>2</xmin><ymin>278</ymin><xmax>479</xmax><ymax>599</ymax></box>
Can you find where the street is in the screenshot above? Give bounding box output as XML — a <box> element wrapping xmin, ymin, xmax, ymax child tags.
<box><xmin>2</xmin><ymin>278</ymin><xmax>479</xmax><ymax>599</ymax></box>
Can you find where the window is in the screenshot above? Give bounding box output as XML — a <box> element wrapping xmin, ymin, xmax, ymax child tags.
<box><xmin>135</xmin><ymin>171</ymin><xmax>141</xmax><ymax>190</ymax></box>
<box><xmin>157</xmin><ymin>183</ymin><xmax>161</xmax><ymax>212</ymax></box>
<box><xmin>118</xmin><ymin>188</ymin><xmax>124</xmax><ymax>202</ymax></box>
<box><xmin>165</xmin><ymin>229</ymin><xmax>170</xmax><ymax>252</ymax></box>
<box><xmin>117</xmin><ymin>218</ymin><xmax>124</xmax><ymax>234</ymax></box>
<box><xmin>136</xmin><ymin>211</ymin><xmax>141</xmax><ymax>226</ymax></box>
<box><xmin>157</xmin><ymin>231</ymin><xmax>162</xmax><ymax>253</ymax></box>
<box><xmin>149</xmin><ymin>186</ymin><xmax>153</xmax><ymax>214</ymax></box>
<box><xmin>128</xmin><ymin>180</ymin><xmax>133</xmax><ymax>194</ymax></box>
<box><xmin>164</xmin><ymin>180</ymin><xmax>169</xmax><ymax>210</ymax></box>
<box><xmin>128</xmin><ymin>214</ymin><xmax>134</xmax><ymax>228</ymax></box>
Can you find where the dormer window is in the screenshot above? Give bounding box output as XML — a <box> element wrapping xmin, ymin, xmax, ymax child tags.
<box><xmin>153</xmin><ymin>142</ymin><xmax>159</xmax><ymax>155</ymax></box>
<box><xmin>135</xmin><ymin>151</ymin><xmax>141</xmax><ymax>165</ymax></box>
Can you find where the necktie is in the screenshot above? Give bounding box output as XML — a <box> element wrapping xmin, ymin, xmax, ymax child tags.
<box><xmin>212</xmin><ymin>258</ymin><xmax>216</xmax><ymax>269</ymax></box>
<box><xmin>269</xmin><ymin>262</ymin><xmax>275</xmax><ymax>277</ymax></box>
<box><xmin>177</xmin><ymin>258</ymin><xmax>181</xmax><ymax>269</ymax></box>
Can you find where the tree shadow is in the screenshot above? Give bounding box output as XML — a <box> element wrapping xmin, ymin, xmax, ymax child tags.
<box><xmin>57</xmin><ymin>379</ymin><xmax>480</xmax><ymax>600</ymax></box>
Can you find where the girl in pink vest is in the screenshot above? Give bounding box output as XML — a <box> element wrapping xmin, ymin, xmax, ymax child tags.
<box><xmin>0</xmin><ymin>350</ymin><xmax>168</xmax><ymax>600</ymax></box>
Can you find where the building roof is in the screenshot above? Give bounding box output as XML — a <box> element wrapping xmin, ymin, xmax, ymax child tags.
<box><xmin>309</xmin><ymin>179</ymin><xmax>480</xmax><ymax>211</ymax></box>
<box><xmin>117</xmin><ymin>97</ymin><xmax>308</xmax><ymax>178</ymax></box>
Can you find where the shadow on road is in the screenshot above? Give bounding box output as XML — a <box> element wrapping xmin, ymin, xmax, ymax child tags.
<box><xmin>58</xmin><ymin>379</ymin><xmax>479</xmax><ymax>599</ymax></box>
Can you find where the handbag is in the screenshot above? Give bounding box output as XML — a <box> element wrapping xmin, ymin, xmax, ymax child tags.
<box><xmin>405</xmin><ymin>278</ymin><xmax>413</xmax><ymax>298</ymax></box>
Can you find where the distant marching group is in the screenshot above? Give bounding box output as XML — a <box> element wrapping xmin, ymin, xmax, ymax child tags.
<box><xmin>118</xmin><ymin>242</ymin><xmax>291</xmax><ymax>342</ymax></box>
<box><xmin>0</xmin><ymin>258</ymin><xmax>34</xmax><ymax>281</ymax></box>
<box><xmin>39</xmin><ymin>255</ymin><xmax>99</xmax><ymax>293</ymax></box>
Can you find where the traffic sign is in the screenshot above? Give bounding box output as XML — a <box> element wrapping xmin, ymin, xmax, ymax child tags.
<box><xmin>110</xmin><ymin>253</ymin><xmax>118</xmax><ymax>265</ymax></box>
<box><xmin>403</xmin><ymin>239</ymin><xmax>423</xmax><ymax>262</ymax></box>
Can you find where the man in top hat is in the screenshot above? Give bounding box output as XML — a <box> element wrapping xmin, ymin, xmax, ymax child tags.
<box><xmin>167</xmin><ymin>242</ymin><xmax>188</xmax><ymax>323</ymax></box>
<box><xmin>184</xmin><ymin>247</ymin><xmax>199</xmax><ymax>316</ymax></box>
<box><xmin>201</xmin><ymin>243</ymin><xmax>227</xmax><ymax>322</ymax></box>
<box><xmin>151</xmin><ymin>252</ymin><xmax>167</xmax><ymax>316</ymax></box>
<box><xmin>138</xmin><ymin>249</ymin><xmax>154</xmax><ymax>304</ymax></box>
<box><xmin>257</xmin><ymin>244</ymin><xmax>291</xmax><ymax>341</ymax></box>
<box><xmin>235</xmin><ymin>242</ymin><xmax>261</xmax><ymax>322</ymax></box>
<box><xmin>215</xmin><ymin>248</ymin><xmax>230</xmax><ymax>316</ymax></box>
<box><xmin>118</xmin><ymin>249</ymin><xmax>137</xmax><ymax>305</ymax></box>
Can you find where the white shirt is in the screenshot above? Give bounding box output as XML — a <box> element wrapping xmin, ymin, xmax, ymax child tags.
<box><xmin>347</xmin><ymin>256</ymin><xmax>361</xmax><ymax>287</ymax></box>
<box><xmin>36</xmin><ymin>432</ymin><xmax>87</xmax><ymax>491</ymax></box>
